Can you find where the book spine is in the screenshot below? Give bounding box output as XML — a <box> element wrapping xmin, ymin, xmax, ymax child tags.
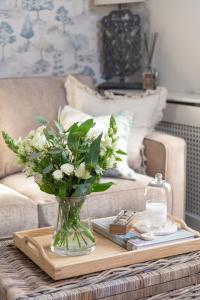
<box><xmin>126</xmin><ymin>236</ymin><xmax>194</xmax><ymax>250</ymax></box>
<box><xmin>93</xmin><ymin>226</ymin><xmax>126</xmax><ymax>249</ymax></box>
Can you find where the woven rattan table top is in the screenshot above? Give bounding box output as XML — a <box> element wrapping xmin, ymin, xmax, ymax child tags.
<box><xmin>1</xmin><ymin>240</ymin><xmax>200</xmax><ymax>300</ymax></box>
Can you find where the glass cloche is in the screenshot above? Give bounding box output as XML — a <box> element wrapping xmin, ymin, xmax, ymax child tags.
<box><xmin>144</xmin><ymin>173</ymin><xmax>173</xmax><ymax>230</ymax></box>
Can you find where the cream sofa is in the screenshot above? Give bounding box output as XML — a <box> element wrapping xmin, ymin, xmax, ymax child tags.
<box><xmin>0</xmin><ymin>75</ymin><xmax>186</xmax><ymax>238</ymax></box>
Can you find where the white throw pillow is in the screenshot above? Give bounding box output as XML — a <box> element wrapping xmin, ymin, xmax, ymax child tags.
<box><xmin>65</xmin><ymin>75</ymin><xmax>167</xmax><ymax>170</ymax></box>
<box><xmin>61</xmin><ymin>106</ymin><xmax>137</xmax><ymax>180</ymax></box>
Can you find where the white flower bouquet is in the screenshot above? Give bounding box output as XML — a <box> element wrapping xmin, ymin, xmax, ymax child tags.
<box><xmin>2</xmin><ymin>113</ymin><xmax>125</xmax><ymax>255</ymax></box>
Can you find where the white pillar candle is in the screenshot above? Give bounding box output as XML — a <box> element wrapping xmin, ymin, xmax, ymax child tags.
<box><xmin>146</xmin><ymin>201</ymin><xmax>167</xmax><ymax>227</ymax></box>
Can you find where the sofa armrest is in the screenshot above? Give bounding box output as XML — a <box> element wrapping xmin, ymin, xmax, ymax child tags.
<box><xmin>144</xmin><ymin>131</ymin><xmax>186</xmax><ymax>219</ymax></box>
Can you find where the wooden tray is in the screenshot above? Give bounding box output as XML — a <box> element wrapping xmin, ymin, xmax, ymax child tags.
<box><xmin>13</xmin><ymin>217</ymin><xmax>200</xmax><ymax>281</ymax></box>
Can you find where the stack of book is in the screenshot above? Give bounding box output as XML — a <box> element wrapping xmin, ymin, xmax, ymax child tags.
<box><xmin>92</xmin><ymin>217</ymin><xmax>196</xmax><ymax>251</ymax></box>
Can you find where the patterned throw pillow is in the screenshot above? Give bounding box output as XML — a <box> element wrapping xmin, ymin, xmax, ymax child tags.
<box><xmin>61</xmin><ymin>106</ymin><xmax>137</xmax><ymax>181</ymax></box>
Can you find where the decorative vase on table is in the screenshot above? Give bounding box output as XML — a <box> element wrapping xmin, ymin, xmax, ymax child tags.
<box><xmin>52</xmin><ymin>195</ymin><xmax>95</xmax><ymax>256</ymax></box>
<box><xmin>2</xmin><ymin>112</ymin><xmax>124</xmax><ymax>256</ymax></box>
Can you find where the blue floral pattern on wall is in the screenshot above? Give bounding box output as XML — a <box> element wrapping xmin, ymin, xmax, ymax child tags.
<box><xmin>0</xmin><ymin>0</ymin><xmax>107</xmax><ymax>82</ymax></box>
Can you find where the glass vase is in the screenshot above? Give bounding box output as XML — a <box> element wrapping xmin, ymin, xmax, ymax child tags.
<box><xmin>51</xmin><ymin>195</ymin><xmax>96</xmax><ymax>256</ymax></box>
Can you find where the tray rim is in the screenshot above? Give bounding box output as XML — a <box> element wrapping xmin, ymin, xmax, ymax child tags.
<box><xmin>13</xmin><ymin>216</ymin><xmax>200</xmax><ymax>280</ymax></box>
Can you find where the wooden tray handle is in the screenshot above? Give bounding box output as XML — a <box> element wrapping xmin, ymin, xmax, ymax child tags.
<box><xmin>23</xmin><ymin>236</ymin><xmax>56</xmax><ymax>271</ymax></box>
<box><xmin>172</xmin><ymin>216</ymin><xmax>200</xmax><ymax>237</ymax></box>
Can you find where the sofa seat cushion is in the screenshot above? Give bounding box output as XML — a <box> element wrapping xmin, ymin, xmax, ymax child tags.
<box><xmin>0</xmin><ymin>184</ymin><xmax>38</xmax><ymax>237</ymax></box>
<box><xmin>1</xmin><ymin>172</ymin><xmax>152</xmax><ymax>222</ymax></box>
<box><xmin>0</xmin><ymin>173</ymin><xmax>58</xmax><ymax>228</ymax></box>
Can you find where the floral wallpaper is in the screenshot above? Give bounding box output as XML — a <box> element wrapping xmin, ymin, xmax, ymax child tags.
<box><xmin>0</xmin><ymin>0</ymin><xmax>108</xmax><ymax>82</ymax></box>
<box><xmin>0</xmin><ymin>1</ymin><xmax>146</xmax><ymax>82</ymax></box>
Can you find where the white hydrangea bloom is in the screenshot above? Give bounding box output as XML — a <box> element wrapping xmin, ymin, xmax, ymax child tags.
<box><xmin>75</xmin><ymin>162</ymin><xmax>91</xmax><ymax>179</ymax></box>
<box><xmin>27</xmin><ymin>130</ymin><xmax>35</xmax><ymax>139</ymax></box>
<box><xmin>23</xmin><ymin>162</ymin><xmax>36</xmax><ymax>176</ymax></box>
<box><xmin>36</xmin><ymin>125</ymin><xmax>46</xmax><ymax>134</ymax></box>
<box><xmin>61</xmin><ymin>163</ymin><xmax>74</xmax><ymax>175</ymax></box>
<box><xmin>31</xmin><ymin>132</ymin><xmax>47</xmax><ymax>151</ymax></box>
<box><xmin>53</xmin><ymin>170</ymin><xmax>63</xmax><ymax>180</ymax></box>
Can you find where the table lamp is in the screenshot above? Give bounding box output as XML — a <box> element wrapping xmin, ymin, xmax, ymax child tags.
<box><xmin>94</xmin><ymin>0</ymin><xmax>145</xmax><ymax>90</ymax></box>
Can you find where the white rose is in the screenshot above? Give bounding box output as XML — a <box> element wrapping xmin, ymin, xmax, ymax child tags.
<box><xmin>106</xmin><ymin>155</ymin><xmax>116</xmax><ymax>169</ymax></box>
<box><xmin>75</xmin><ymin>162</ymin><xmax>91</xmax><ymax>179</ymax></box>
<box><xmin>27</xmin><ymin>130</ymin><xmax>35</xmax><ymax>138</ymax></box>
<box><xmin>52</xmin><ymin>170</ymin><xmax>63</xmax><ymax>180</ymax></box>
<box><xmin>60</xmin><ymin>163</ymin><xmax>74</xmax><ymax>175</ymax></box>
<box><xmin>36</xmin><ymin>125</ymin><xmax>46</xmax><ymax>134</ymax></box>
<box><xmin>32</xmin><ymin>132</ymin><xmax>47</xmax><ymax>151</ymax></box>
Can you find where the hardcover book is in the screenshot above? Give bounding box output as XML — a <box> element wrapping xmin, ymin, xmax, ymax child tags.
<box><xmin>92</xmin><ymin>217</ymin><xmax>196</xmax><ymax>250</ymax></box>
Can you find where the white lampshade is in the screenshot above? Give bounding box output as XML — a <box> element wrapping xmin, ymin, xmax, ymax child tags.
<box><xmin>94</xmin><ymin>0</ymin><xmax>145</xmax><ymax>5</ymax></box>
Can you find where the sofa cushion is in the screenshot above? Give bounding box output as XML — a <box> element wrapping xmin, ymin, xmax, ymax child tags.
<box><xmin>1</xmin><ymin>172</ymin><xmax>152</xmax><ymax>223</ymax></box>
<box><xmin>0</xmin><ymin>75</ymin><xmax>94</xmax><ymax>178</ymax></box>
<box><xmin>0</xmin><ymin>184</ymin><xmax>38</xmax><ymax>237</ymax></box>
<box><xmin>65</xmin><ymin>75</ymin><xmax>167</xmax><ymax>170</ymax></box>
<box><xmin>0</xmin><ymin>173</ymin><xmax>58</xmax><ymax>228</ymax></box>
<box><xmin>60</xmin><ymin>106</ymin><xmax>137</xmax><ymax>181</ymax></box>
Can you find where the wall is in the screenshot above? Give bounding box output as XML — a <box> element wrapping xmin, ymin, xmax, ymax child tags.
<box><xmin>147</xmin><ymin>0</ymin><xmax>200</xmax><ymax>94</ymax></box>
<box><xmin>0</xmin><ymin>0</ymin><xmax>146</xmax><ymax>83</ymax></box>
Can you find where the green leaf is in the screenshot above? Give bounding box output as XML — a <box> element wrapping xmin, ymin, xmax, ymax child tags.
<box><xmin>67</xmin><ymin>119</ymin><xmax>96</xmax><ymax>151</ymax></box>
<box><xmin>78</xmin><ymin>119</ymin><xmax>95</xmax><ymax>136</ymax></box>
<box><xmin>92</xmin><ymin>182</ymin><xmax>113</xmax><ymax>193</ymax></box>
<box><xmin>43</xmin><ymin>164</ymin><xmax>53</xmax><ymax>174</ymax></box>
<box><xmin>61</xmin><ymin>151</ymin><xmax>68</xmax><ymax>163</ymax></box>
<box><xmin>55</xmin><ymin>120</ymin><xmax>65</xmax><ymax>133</ymax></box>
<box><xmin>36</xmin><ymin>115</ymin><xmax>48</xmax><ymax>126</ymax></box>
<box><xmin>67</xmin><ymin>123</ymin><xmax>79</xmax><ymax>150</ymax></box>
<box><xmin>58</xmin><ymin>184</ymin><xmax>67</xmax><ymax>198</ymax></box>
<box><xmin>116</xmin><ymin>149</ymin><xmax>127</xmax><ymax>155</ymax></box>
<box><xmin>72</xmin><ymin>183</ymin><xmax>91</xmax><ymax>197</ymax></box>
<box><xmin>43</xmin><ymin>128</ymin><xmax>56</xmax><ymax>140</ymax></box>
<box><xmin>30</xmin><ymin>152</ymin><xmax>41</xmax><ymax>160</ymax></box>
<box><xmin>108</xmin><ymin>115</ymin><xmax>117</xmax><ymax>137</ymax></box>
<box><xmin>2</xmin><ymin>131</ymin><xmax>19</xmax><ymax>154</ymax></box>
<box><xmin>39</xmin><ymin>183</ymin><xmax>54</xmax><ymax>195</ymax></box>
<box><xmin>50</xmin><ymin>149</ymin><xmax>62</xmax><ymax>155</ymax></box>
<box><xmin>85</xmin><ymin>133</ymin><xmax>102</xmax><ymax>167</ymax></box>
<box><xmin>116</xmin><ymin>157</ymin><xmax>122</xmax><ymax>162</ymax></box>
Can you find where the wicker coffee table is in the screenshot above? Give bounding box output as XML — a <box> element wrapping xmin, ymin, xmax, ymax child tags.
<box><xmin>1</xmin><ymin>240</ymin><xmax>200</xmax><ymax>300</ymax></box>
